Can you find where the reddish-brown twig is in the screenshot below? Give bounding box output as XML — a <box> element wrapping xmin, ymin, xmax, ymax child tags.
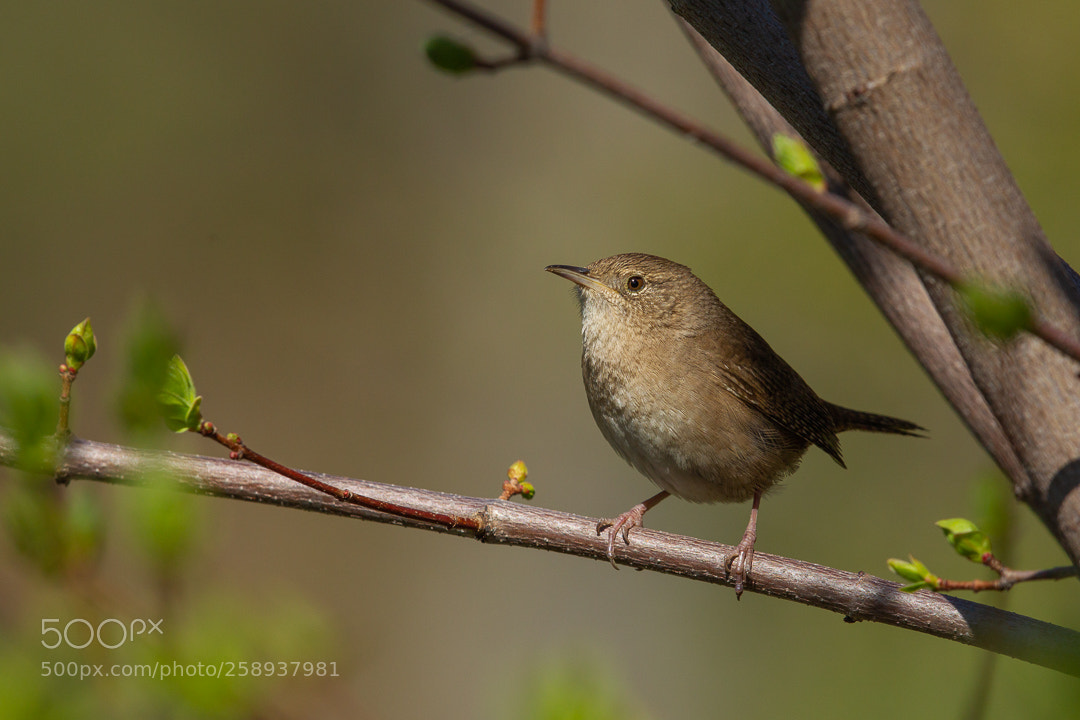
<box><xmin>197</xmin><ymin>421</ymin><xmax>481</xmax><ymax>531</ymax></box>
<box><xmin>937</xmin><ymin>553</ymin><xmax>1078</xmax><ymax>593</ymax></box>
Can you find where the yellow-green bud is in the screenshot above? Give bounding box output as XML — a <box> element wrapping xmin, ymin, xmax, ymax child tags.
<box><xmin>64</xmin><ymin>318</ymin><xmax>97</xmax><ymax>370</ymax></box>
<box><xmin>507</xmin><ymin>460</ymin><xmax>528</xmax><ymax>483</ymax></box>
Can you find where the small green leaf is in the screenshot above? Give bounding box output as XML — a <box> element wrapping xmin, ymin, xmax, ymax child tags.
<box><xmin>936</xmin><ymin>517</ymin><xmax>993</xmax><ymax>562</ymax></box>
<box><xmin>887</xmin><ymin>556</ymin><xmax>928</xmax><ymax>583</ymax></box>
<box><xmin>424</xmin><ymin>35</ymin><xmax>478</xmax><ymax>74</ymax></box>
<box><xmin>158</xmin><ymin>355</ymin><xmax>203</xmax><ymax>433</ymax></box>
<box><xmin>772</xmin><ymin>133</ymin><xmax>826</xmax><ymax>191</ymax></box>
<box><xmin>887</xmin><ymin>555</ymin><xmax>940</xmax><ymax>592</ymax></box>
<box><xmin>519</xmin><ymin>481</ymin><xmax>535</xmax><ymax>500</ymax></box>
<box><xmin>957</xmin><ymin>281</ymin><xmax>1033</xmax><ymax>341</ymax></box>
<box><xmin>63</xmin><ymin>318</ymin><xmax>97</xmax><ymax>371</ymax></box>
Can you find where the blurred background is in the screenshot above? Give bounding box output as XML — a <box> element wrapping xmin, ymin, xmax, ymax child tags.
<box><xmin>1</xmin><ymin>1</ymin><xmax>1078</xmax><ymax>717</ymax></box>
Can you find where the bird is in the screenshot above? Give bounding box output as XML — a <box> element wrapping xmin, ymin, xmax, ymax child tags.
<box><xmin>546</xmin><ymin>253</ymin><xmax>923</xmax><ymax>597</ymax></box>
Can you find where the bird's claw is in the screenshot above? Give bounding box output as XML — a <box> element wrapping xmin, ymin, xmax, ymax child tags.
<box><xmin>725</xmin><ymin>530</ymin><xmax>757</xmax><ymax>600</ymax></box>
<box><xmin>596</xmin><ymin>507</ymin><xmax>646</xmax><ymax>570</ymax></box>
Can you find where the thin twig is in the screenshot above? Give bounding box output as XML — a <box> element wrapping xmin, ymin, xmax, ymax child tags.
<box><xmin>935</xmin><ymin>567</ymin><xmax>1079</xmax><ymax>593</ymax></box>
<box><xmin>56</xmin><ymin>365</ymin><xmax>76</xmax><ymax>438</ymax></box>
<box><xmin>422</xmin><ymin>0</ymin><xmax>1080</xmax><ymax>364</ymax></box>
<box><xmin>196</xmin><ymin>421</ymin><xmax>480</xmax><ymax>532</ymax></box>
<box><xmin>936</xmin><ymin>554</ymin><xmax>1079</xmax><ymax>592</ymax></box>
<box><xmin>530</xmin><ymin>0</ymin><xmax>547</xmax><ymax>39</ymax></box>
<box><xmin>3</xmin><ymin>432</ymin><xmax>1074</xmax><ymax>677</ymax></box>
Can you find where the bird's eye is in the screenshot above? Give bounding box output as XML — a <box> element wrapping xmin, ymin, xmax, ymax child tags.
<box><xmin>626</xmin><ymin>275</ymin><xmax>645</xmax><ymax>292</ymax></box>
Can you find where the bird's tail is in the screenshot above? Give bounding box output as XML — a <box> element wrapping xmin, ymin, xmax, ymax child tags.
<box><xmin>828</xmin><ymin>403</ymin><xmax>926</xmax><ymax>437</ymax></box>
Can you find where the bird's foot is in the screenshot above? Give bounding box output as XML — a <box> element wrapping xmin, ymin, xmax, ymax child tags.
<box><xmin>724</xmin><ymin>526</ymin><xmax>757</xmax><ymax>600</ymax></box>
<box><xmin>596</xmin><ymin>505</ymin><xmax>648</xmax><ymax>570</ymax></box>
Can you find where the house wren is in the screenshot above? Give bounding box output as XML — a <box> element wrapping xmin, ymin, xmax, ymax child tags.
<box><xmin>546</xmin><ymin>253</ymin><xmax>922</xmax><ymax>597</ymax></box>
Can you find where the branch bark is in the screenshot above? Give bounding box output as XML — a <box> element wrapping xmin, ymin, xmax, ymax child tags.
<box><xmin>3</xmin><ymin>431</ymin><xmax>1077</xmax><ymax>676</ymax></box>
<box><xmin>668</xmin><ymin>0</ymin><xmax>1080</xmax><ymax>568</ymax></box>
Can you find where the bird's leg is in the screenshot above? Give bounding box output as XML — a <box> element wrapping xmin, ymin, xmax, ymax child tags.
<box><xmin>725</xmin><ymin>489</ymin><xmax>762</xmax><ymax>599</ymax></box>
<box><xmin>597</xmin><ymin>490</ymin><xmax>670</xmax><ymax>569</ymax></box>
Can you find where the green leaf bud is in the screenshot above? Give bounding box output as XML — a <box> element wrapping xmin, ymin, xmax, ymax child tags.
<box><xmin>507</xmin><ymin>460</ymin><xmax>528</xmax><ymax>483</ymax></box>
<box><xmin>63</xmin><ymin>318</ymin><xmax>97</xmax><ymax>371</ymax></box>
<box><xmin>888</xmin><ymin>556</ymin><xmax>927</xmax><ymax>583</ymax></box>
<box><xmin>888</xmin><ymin>555</ymin><xmax>940</xmax><ymax>592</ymax></box>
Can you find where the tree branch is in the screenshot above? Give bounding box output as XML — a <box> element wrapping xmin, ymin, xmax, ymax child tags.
<box><xmin>668</xmin><ymin>0</ymin><xmax>1080</xmax><ymax>568</ymax></box>
<box><xmin>3</xmin><ymin>431</ymin><xmax>1077</xmax><ymax>676</ymax></box>
<box><xmin>671</xmin><ymin>19</ymin><xmax>1034</xmax><ymax>499</ymax></box>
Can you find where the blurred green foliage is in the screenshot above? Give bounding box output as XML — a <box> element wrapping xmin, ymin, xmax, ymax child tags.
<box><xmin>114</xmin><ymin>301</ymin><xmax>182</xmax><ymax>436</ymax></box>
<box><xmin>0</xmin><ymin>309</ymin><xmax>335</xmax><ymax>719</ymax></box>
<box><xmin>516</xmin><ymin>654</ymin><xmax>650</xmax><ymax>720</ymax></box>
<box><xmin>0</xmin><ymin>350</ymin><xmax>60</xmax><ymax>473</ymax></box>
<box><xmin>129</xmin><ymin>469</ymin><xmax>199</xmax><ymax>574</ymax></box>
<box><xmin>3</xmin><ymin>480</ymin><xmax>104</xmax><ymax>578</ymax></box>
<box><xmin>424</xmin><ymin>35</ymin><xmax>479</xmax><ymax>75</ymax></box>
<box><xmin>772</xmin><ymin>133</ymin><xmax>826</xmax><ymax>192</ymax></box>
<box><xmin>971</xmin><ymin>471</ymin><xmax>1015</xmax><ymax>564</ymax></box>
<box><xmin>957</xmin><ymin>282</ymin><xmax>1033</xmax><ymax>341</ymax></box>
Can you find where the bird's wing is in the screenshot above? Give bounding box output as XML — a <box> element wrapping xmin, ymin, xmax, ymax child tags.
<box><xmin>702</xmin><ymin>320</ymin><xmax>845</xmax><ymax>467</ymax></box>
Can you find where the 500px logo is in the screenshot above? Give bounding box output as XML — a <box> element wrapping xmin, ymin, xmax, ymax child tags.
<box><xmin>41</xmin><ymin>618</ymin><xmax>164</xmax><ymax>650</ymax></box>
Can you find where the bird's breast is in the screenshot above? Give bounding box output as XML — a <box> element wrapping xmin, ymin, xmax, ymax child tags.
<box><xmin>581</xmin><ymin>336</ymin><xmax>807</xmax><ymax>503</ymax></box>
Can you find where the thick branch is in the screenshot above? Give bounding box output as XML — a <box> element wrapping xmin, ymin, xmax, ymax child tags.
<box><xmin>774</xmin><ymin>0</ymin><xmax>1080</xmax><ymax>568</ymax></box>
<box><xmin>2</xmin><ymin>432</ymin><xmax>1077</xmax><ymax>676</ymax></box>
<box><xmin>667</xmin><ymin>0</ymin><xmax>874</xmax><ymax>204</ymax></box>
<box><xmin>674</xmin><ymin>20</ymin><xmax>1032</xmax><ymax>491</ymax></box>
<box><xmin>668</xmin><ymin>0</ymin><xmax>1080</xmax><ymax>568</ymax></box>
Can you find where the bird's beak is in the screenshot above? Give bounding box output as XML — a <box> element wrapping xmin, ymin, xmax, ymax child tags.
<box><xmin>545</xmin><ymin>264</ymin><xmax>617</xmax><ymax>298</ymax></box>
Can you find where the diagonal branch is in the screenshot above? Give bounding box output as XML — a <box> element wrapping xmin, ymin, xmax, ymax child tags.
<box><xmin>671</xmin><ymin>19</ymin><xmax>1034</xmax><ymax>499</ymax></box>
<box><xmin>673</xmin><ymin>0</ymin><xmax>1080</xmax><ymax>569</ymax></box>
<box><xmin>3</xmin><ymin>431</ymin><xmax>1077</xmax><ymax>677</ymax></box>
